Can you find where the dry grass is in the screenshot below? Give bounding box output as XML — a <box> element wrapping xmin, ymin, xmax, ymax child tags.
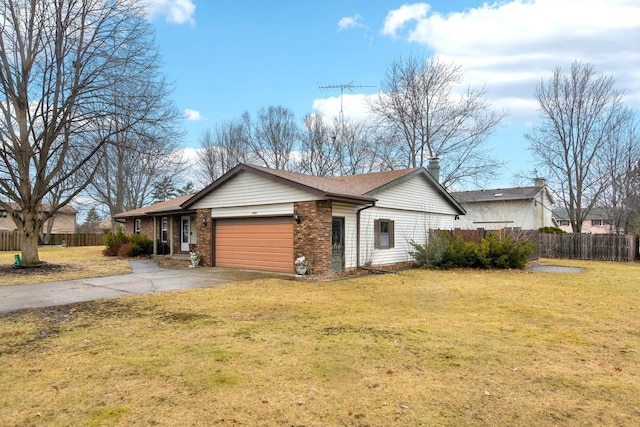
<box><xmin>0</xmin><ymin>246</ymin><xmax>131</xmax><ymax>286</ymax></box>
<box><xmin>1</xmin><ymin>260</ymin><xmax>639</xmax><ymax>426</ymax></box>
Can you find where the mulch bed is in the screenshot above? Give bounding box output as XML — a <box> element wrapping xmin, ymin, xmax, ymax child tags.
<box><xmin>0</xmin><ymin>262</ymin><xmax>74</xmax><ymax>277</ymax></box>
<box><xmin>154</xmin><ymin>256</ymin><xmax>192</xmax><ymax>270</ymax></box>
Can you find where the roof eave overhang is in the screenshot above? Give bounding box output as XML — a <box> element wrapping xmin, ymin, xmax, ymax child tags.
<box><xmin>114</xmin><ymin>208</ymin><xmax>196</xmax><ymax>219</ymax></box>
<box><xmin>146</xmin><ymin>208</ymin><xmax>196</xmax><ymax>216</ymax></box>
<box><xmin>324</xmin><ymin>193</ymin><xmax>377</xmax><ymax>205</ymax></box>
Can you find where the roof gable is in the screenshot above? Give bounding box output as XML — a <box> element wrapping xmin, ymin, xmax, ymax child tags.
<box><xmin>185</xmin><ymin>164</ymin><xmax>377</xmax><ymax>207</ymax></box>
<box><xmin>184</xmin><ymin>163</ymin><xmax>465</xmax><ymax>214</ymax></box>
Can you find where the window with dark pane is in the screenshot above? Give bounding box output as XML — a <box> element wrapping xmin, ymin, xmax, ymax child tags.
<box><xmin>374</xmin><ymin>219</ymin><xmax>394</xmax><ymax>249</ymax></box>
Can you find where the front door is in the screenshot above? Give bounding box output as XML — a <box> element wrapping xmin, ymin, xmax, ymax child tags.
<box><xmin>181</xmin><ymin>216</ymin><xmax>190</xmax><ymax>252</ymax></box>
<box><xmin>331</xmin><ymin>217</ymin><xmax>345</xmax><ymax>273</ymax></box>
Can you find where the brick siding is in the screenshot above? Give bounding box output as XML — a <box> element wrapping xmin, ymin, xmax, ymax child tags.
<box><xmin>194</xmin><ymin>209</ymin><xmax>212</xmax><ymax>266</ymax></box>
<box><xmin>293</xmin><ymin>200</ymin><xmax>332</xmax><ymax>275</ymax></box>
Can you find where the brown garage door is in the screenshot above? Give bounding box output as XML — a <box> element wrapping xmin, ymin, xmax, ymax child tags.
<box><xmin>215</xmin><ymin>217</ymin><xmax>294</xmax><ymax>273</ymax></box>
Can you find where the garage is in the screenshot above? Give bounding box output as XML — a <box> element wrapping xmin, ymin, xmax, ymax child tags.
<box><xmin>214</xmin><ymin>217</ymin><xmax>294</xmax><ymax>273</ymax></box>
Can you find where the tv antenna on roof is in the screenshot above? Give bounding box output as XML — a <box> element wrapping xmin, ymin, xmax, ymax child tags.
<box><xmin>318</xmin><ymin>81</ymin><xmax>376</xmax><ymax>123</ymax></box>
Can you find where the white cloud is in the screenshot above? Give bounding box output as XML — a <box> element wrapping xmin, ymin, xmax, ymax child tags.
<box><xmin>312</xmin><ymin>93</ymin><xmax>375</xmax><ymax>122</ymax></box>
<box><xmin>338</xmin><ymin>14</ymin><xmax>365</xmax><ymax>31</ymax></box>
<box><xmin>179</xmin><ymin>147</ymin><xmax>199</xmax><ymax>163</ymax></box>
<box><xmin>381</xmin><ymin>3</ymin><xmax>430</xmax><ymax>37</ymax></box>
<box><xmin>183</xmin><ymin>108</ymin><xmax>203</xmax><ymax>121</ymax></box>
<box><xmin>380</xmin><ymin>0</ymin><xmax>640</xmax><ymax>123</ymax></box>
<box><xmin>147</xmin><ymin>0</ymin><xmax>196</xmax><ymax>25</ymax></box>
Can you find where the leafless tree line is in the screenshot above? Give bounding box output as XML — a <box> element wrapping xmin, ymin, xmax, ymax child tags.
<box><xmin>195</xmin><ymin>109</ymin><xmax>405</xmax><ymax>185</ymax></box>
<box><xmin>527</xmin><ymin>61</ymin><xmax>639</xmax><ymax>233</ymax></box>
<box><xmin>196</xmin><ymin>56</ymin><xmax>506</xmax><ymax>190</ymax></box>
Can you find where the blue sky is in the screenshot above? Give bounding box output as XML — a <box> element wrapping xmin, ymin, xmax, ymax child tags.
<box><xmin>147</xmin><ymin>0</ymin><xmax>640</xmax><ymax>189</ymax></box>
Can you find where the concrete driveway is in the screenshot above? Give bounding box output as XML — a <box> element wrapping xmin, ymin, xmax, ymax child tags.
<box><xmin>0</xmin><ymin>260</ymin><xmax>287</xmax><ymax>314</ymax></box>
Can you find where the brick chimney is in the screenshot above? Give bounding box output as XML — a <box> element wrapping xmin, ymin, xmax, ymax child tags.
<box><xmin>427</xmin><ymin>157</ymin><xmax>440</xmax><ymax>182</ymax></box>
<box><xmin>534</xmin><ymin>177</ymin><xmax>546</xmax><ymax>187</ymax></box>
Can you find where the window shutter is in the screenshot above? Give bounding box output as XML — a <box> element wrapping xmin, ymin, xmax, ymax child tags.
<box><xmin>374</xmin><ymin>219</ymin><xmax>380</xmax><ymax>249</ymax></box>
<box><xmin>389</xmin><ymin>220</ymin><xmax>395</xmax><ymax>248</ymax></box>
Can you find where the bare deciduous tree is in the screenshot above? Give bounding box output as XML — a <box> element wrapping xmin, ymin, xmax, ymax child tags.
<box><xmin>297</xmin><ymin>112</ymin><xmax>340</xmax><ymax>177</ymax></box>
<box><xmin>367</xmin><ymin>55</ymin><xmax>506</xmax><ymax>188</ymax></box>
<box><xmin>250</xmin><ymin>105</ymin><xmax>299</xmax><ymax>170</ymax></box>
<box><xmin>296</xmin><ymin>113</ymin><xmax>403</xmax><ymax>177</ymax></box>
<box><xmin>600</xmin><ymin>115</ymin><xmax>640</xmax><ymax>234</ymax></box>
<box><xmin>84</xmin><ymin>71</ymin><xmax>185</xmax><ymax>220</ymax></box>
<box><xmin>0</xmin><ymin>0</ymin><xmax>170</xmax><ymax>264</ymax></box>
<box><xmin>526</xmin><ymin>61</ymin><xmax>631</xmax><ymax>233</ymax></box>
<box><xmin>196</xmin><ymin>118</ymin><xmax>253</xmax><ymax>185</ymax></box>
<box><xmin>334</xmin><ymin>118</ymin><xmax>389</xmax><ymax>175</ymax></box>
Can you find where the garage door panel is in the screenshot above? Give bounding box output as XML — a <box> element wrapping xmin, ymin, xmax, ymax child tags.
<box><xmin>216</xmin><ymin>248</ymin><xmax>293</xmax><ymax>258</ymax></box>
<box><xmin>216</xmin><ymin>249</ymin><xmax>291</xmax><ymax>262</ymax></box>
<box><xmin>215</xmin><ymin>218</ymin><xmax>294</xmax><ymax>273</ymax></box>
<box><xmin>217</xmin><ymin>236</ymin><xmax>292</xmax><ymax>247</ymax></box>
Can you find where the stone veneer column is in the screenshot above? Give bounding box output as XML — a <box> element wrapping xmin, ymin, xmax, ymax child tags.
<box><xmin>195</xmin><ymin>209</ymin><xmax>212</xmax><ymax>267</ymax></box>
<box><xmin>293</xmin><ymin>200</ymin><xmax>332</xmax><ymax>275</ymax></box>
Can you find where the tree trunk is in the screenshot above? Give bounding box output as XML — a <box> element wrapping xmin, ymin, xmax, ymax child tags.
<box><xmin>19</xmin><ymin>212</ymin><xmax>42</xmax><ymax>265</ymax></box>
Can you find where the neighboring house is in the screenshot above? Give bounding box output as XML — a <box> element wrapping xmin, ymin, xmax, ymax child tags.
<box><xmin>552</xmin><ymin>207</ymin><xmax>615</xmax><ymax>234</ymax></box>
<box><xmin>451</xmin><ymin>179</ymin><xmax>555</xmax><ymax>231</ymax></box>
<box><xmin>0</xmin><ymin>203</ymin><xmax>77</xmax><ymax>233</ymax></box>
<box><xmin>115</xmin><ymin>163</ymin><xmax>466</xmax><ymax>275</ymax></box>
<box><xmin>113</xmin><ymin>194</ymin><xmax>196</xmax><ymax>256</ymax></box>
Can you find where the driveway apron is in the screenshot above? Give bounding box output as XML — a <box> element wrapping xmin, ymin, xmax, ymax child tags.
<box><xmin>0</xmin><ymin>260</ymin><xmax>284</xmax><ymax>314</ymax></box>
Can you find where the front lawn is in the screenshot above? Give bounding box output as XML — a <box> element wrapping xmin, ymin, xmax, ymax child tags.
<box><xmin>0</xmin><ymin>246</ymin><xmax>131</xmax><ymax>286</ymax></box>
<box><xmin>1</xmin><ymin>260</ymin><xmax>638</xmax><ymax>425</ymax></box>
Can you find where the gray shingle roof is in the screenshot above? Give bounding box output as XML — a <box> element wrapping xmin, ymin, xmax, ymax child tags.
<box><xmin>246</xmin><ymin>164</ymin><xmax>421</xmax><ymax>197</ymax></box>
<box><xmin>552</xmin><ymin>207</ymin><xmax>611</xmax><ymax>220</ymax></box>
<box><xmin>452</xmin><ymin>186</ymin><xmax>544</xmax><ymax>203</ymax></box>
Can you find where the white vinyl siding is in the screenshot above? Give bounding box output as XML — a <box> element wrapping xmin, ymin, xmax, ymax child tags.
<box><xmin>458</xmin><ymin>196</ymin><xmax>554</xmax><ymax>231</ymax></box>
<box><xmin>211</xmin><ymin>203</ymin><xmax>294</xmax><ymax>218</ymax></box>
<box><xmin>456</xmin><ymin>190</ymin><xmax>555</xmax><ymax>231</ymax></box>
<box><xmin>534</xmin><ymin>191</ymin><xmax>555</xmax><ymax>229</ymax></box>
<box><xmin>336</xmin><ymin>174</ymin><xmax>460</xmax><ymax>268</ymax></box>
<box><xmin>360</xmin><ymin>207</ymin><xmax>455</xmax><ymax>266</ymax></box>
<box><xmin>191</xmin><ymin>172</ymin><xmax>320</xmax><ymax>209</ymax></box>
<box><xmin>374</xmin><ymin>174</ymin><xmax>459</xmax><ymax>215</ymax></box>
<box><xmin>457</xmin><ymin>200</ymin><xmax>532</xmax><ymax>230</ymax></box>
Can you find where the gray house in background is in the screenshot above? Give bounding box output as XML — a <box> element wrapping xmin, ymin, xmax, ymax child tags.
<box><xmin>451</xmin><ymin>179</ymin><xmax>555</xmax><ymax>231</ymax></box>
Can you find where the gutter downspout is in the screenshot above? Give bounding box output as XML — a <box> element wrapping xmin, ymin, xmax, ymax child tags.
<box><xmin>356</xmin><ymin>202</ymin><xmax>376</xmax><ymax>268</ymax></box>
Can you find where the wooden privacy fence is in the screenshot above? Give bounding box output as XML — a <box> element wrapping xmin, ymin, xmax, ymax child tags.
<box><xmin>431</xmin><ymin>230</ymin><xmax>638</xmax><ymax>262</ymax></box>
<box><xmin>537</xmin><ymin>232</ymin><xmax>637</xmax><ymax>262</ymax></box>
<box><xmin>0</xmin><ymin>232</ymin><xmax>105</xmax><ymax>251</ymax></box>
<box><xmin>44</xmin><ymin>233</ymin><xmax>105</xmax><ymax>247</ymax></box>
<box><xmin>0</xmin><ymin>230</ymin><xmax>20</xmax><ymax>251</ymax></box>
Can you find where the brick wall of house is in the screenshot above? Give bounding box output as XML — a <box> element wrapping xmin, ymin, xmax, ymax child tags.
<box><xmin>170</xmin><ymin>216</ymin><xmax>182</xmax><ymax>254</ymax></box>
<box><xmin>123</xmin><ymin>217</ymin><xmax>155</xmax><ymax>238</ymax></box>
<box><xmin>294</xmin><ymin>200</ymin><xmax>332</xmax><ymax>275</ymax></box>
<box><xmin>195</xmin><ymin>209</ymin><xmax>212</xmax><ymax>266</ymax></box>
<box><xmin>140</xmin><ymin>218</ymin><xmax>155</xmax><ymax>239</ymax></box>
